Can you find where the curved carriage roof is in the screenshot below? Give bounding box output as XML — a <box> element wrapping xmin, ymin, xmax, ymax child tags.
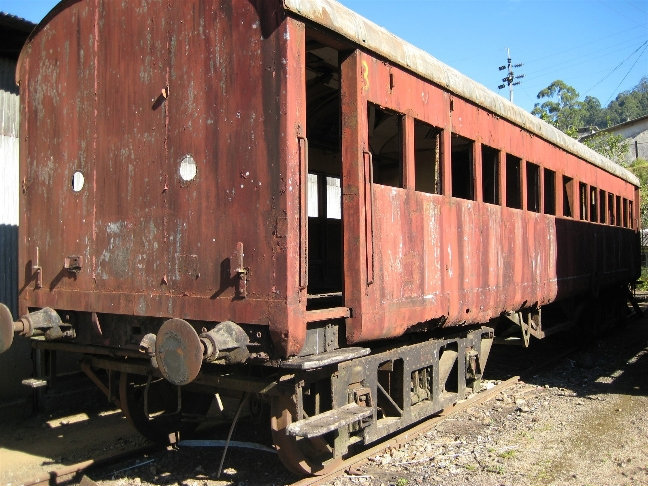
<box><xmin>284</xmin><ymin>0</ymin><xmax>640</xmax><ymax>187</ymax></box>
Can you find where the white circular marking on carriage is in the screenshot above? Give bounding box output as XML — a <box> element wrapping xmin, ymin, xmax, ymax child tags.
<box><xmin>179</xmin><ymin>154</ymin><xmax>197</xmax><ymax>182</ymax></box>
<box><xmin>72</xmin><ymin>171</ymin><xmax>85</xmax><ymax>192</ymax></box>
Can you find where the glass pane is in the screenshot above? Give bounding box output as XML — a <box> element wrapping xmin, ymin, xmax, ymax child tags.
<box><xmin>308</xmin><ymin>173</ymin><xmax>319</xmax><ymax>217</ymax></box>
<box><xmin>326</xmin><ymin>176</ymin><xmax>341</xmax><ymax>219</ymax></box>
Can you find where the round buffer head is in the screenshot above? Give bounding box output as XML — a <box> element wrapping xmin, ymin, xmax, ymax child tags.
<box><xmin>0</xmin><ymin>303</ymin><xmax>14</xmax><ymax>354</ymax></box>
<box><xmin>155</xmin><ymin>318</ymin><xmax>203</xmax><ymax>386</ymax></box>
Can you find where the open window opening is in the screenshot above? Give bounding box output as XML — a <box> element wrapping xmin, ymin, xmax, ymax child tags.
<box><xmin>563</xmin><ymin>176</ymin><xmax>574</xmax><ymax>217</ymax></box>
<box><xmin>544</xmin><ymin>168</ymin><xmax>556</xmax><ymax>215</ymax></box>
<box><xmin>629</xmin><ymin>201</ymin><xmax>634</xmax><ymax>228</ymax></box>
<box><xmin>506</xmin><ymin>154</ymin><xmax>522</xmax><ymax>209</ymax></box>
<box><xmin>599</xmin><ymin>189</ymin><xmax>607</xmax><ymax>224</ymax></box>
<box><xmin>616</xmin><ymin>195</ymin><xmax>622</xmax><ymax>227</ymax></box>
<box><xmin>305</xmin><ymin>33</ymin><xmax>343</xmax><ymax>306</ymax></box>
<box><xmin>414</xmin><ymin>119</ymin><xmax>442</xmax><ymax>194</ymax></box>
<box><xmin>589</xmin><ymin>186</ymin><xmax>598</xmax><ymax>223</ymax></box>
<box><xmin>623</xmin><ymin>198</ymin><xmax>629</xmax><ymax>228</ymax></box>
<box><xmin>481</xmin><ymin>145</ymin><xmax>499</xmax><ymax>204</ymax></box>
<box><xmin>451</xmin><ymin>133</ymin><xmax>474</xmax><ymax>200</ymax></box>
<box><xmin>368</xmin><ymin>103</ymin><xmax>403</xmax><ymax>187</ymax></box>
<box><xmin>526</xmin><ymin>162</ymin><xmax>540</xmax><ymax>213</ymax></box>
<box><xmin>608</xmin><ymin>193</ymin><xmax>615</xmax><ymax>225</ymax></box>
<box><xmin>579</xmin><ymin>183</ymin><xmax>588</xmax><ymax>221</ymax></box>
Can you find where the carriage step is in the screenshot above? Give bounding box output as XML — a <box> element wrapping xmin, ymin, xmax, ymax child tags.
<box><xmin>286</xmin><ymin>403</ymin><xmax>373</xmax><ymax>438</ymax></box>
<box><xmin>280</xmin><ymin>347</ymin><xmax>370</xmax><ymax>370</ymax></box>
<box><xmin>22</xmin><ymin>378</ymin><xmax>48</xmax><ymax>388</ymax></box>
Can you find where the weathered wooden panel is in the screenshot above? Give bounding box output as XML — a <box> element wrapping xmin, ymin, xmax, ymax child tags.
<box><xmin>341</xmin><ymin>50</ymin><xmax>638</xmax><ymax>344</ymax></box>
<box><xmin>17</xmin><ymin>0</ymin><xmax>306</xmax><ymax>356</ymax></box>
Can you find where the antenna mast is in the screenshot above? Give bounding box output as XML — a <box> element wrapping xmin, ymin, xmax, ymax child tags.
<box><xmin>498</xmin><ymin>48</ymin><xmax>524</xmax><ymax>103</ymax></box>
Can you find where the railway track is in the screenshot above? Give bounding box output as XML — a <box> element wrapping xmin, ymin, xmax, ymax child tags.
<box><xmin>10</xmin><ymin>309</ymin><xmax>645</xmax><ymax>486</ymax></box>
<box><xmin>15</xmin><ymin>445</ymin><xmax>159</xmax><ymax>486</ymax></box>
<box><xmin>14</xmin><ymin>377</ymin><xmax>519</xmax><ymax>486</ymax></box>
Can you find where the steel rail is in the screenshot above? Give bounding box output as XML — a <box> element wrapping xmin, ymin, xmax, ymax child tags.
<box><xmin>17</xmin><ymin>445</ymin><xmax>160</xmax><ymax>486</ymax></box>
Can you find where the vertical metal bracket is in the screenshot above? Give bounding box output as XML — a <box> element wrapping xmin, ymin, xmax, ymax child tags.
<box><xmin>363</xmin><ymin>151</ymin><xmax>374</xmax><ymax>286</ymax></box>
<box><xmin>234</xmin><ymin>242</ymin><xmax>248</xmax><ymax>298</ymax></box>
<box><xmin>33</xmin><ymin>247</ymin><xmax>43</xmax><ymax>289</ymax></box>
<box><xmin>298</xmin><ymin>136</ymin><xmax>309</xmax><ymax>290</ymax></box>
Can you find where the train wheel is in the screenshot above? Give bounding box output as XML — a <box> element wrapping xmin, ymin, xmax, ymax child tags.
<box><xmin>270</xmin><ymin>394</ymin><xmax>343</xmax><ymax>476</ymax></box>
<box><xmin>119</xmin><ymin>372</ymin><xmax>212</xmax><ymax>444</ymax></box>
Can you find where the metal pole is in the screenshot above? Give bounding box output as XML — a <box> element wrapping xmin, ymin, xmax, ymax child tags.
<box><xmin>507</xmin><ymin>48</ymin><xmax>513</xmax><ymax>103</ymax></box>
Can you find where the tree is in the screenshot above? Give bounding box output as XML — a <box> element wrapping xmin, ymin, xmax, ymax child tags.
<box><xmin>628</xmin><ymin>158</ymin><xmax>648</xmax><ymax>229</ymax></box>
<box><xmin>581</xmin><ymin>96</ymin><xmax>604</xmax><ymax>128</ymax></box>
<box><xmin>606</xmin><ymin>76</ymin><xmax>648</xmax><ymax>126</ymax></box>
<box><xmin>531</xmin><ymin>80</ymin><xmax>584</xmax><ymax>135</ymax></box>
<box><xmin>582</xmin><ymin>131</ymin><xmax>629</xmax><ymax>164</ymax></box>
<box><xmin>531</xmin><ymin>78</ymin><xmax>646</xmax><ymax>163</ymax></box>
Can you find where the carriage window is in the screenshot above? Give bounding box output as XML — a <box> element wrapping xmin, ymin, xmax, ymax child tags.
<box><xmin>308</xmin><ymin>173</ymin><xmax>341</xmax><ymax>219</ymax></box>
<box><xmin>623</xmin><ymin>198</ymin><xmax>629</xmax><ymax>227</ymax></box>
<box><xmin>589</xmin><ymin>186</ymin><xmax>598</xmax><ymax>223</ymax></box>
<box><xmin>608</xmin><ymin>193</ymin><xmax>615</xmax><ymax>225</ymax></box>
<box><xmin>599</xmin><ymin>189</ymin><xmax>607</xmax><ymax>224</ymax></box>
<box><xmin>544</xmin><ymin>168</ymin><xmax>556</xmax><ymax>215</ymax></box>
<box><xmin>451</xmin><ymin>133</ymin><xmax>474</xmax><ymax>200</ymax></box>
<box><xmin>616</xmin><ymin>195</ymin><xmax>622</xmax><ymax>226</ymax></box>
<box><xmin>506</xmin><ymin>154</ymin><xmax>522</xmax><ymax>209</ymax></box>
<box><xmin>414</xmin><ymin>120</ymin><xmax>442</xmax><ymax>194</ymax></box>
<box><xmin>563</xmin><ymin>176</ymin><xmax>574</xmax><ymax>217</ymax></box>
<box><xmin>326</xmin><ymin>177</ymin><xmax>341</xmax><ymax>219</ymax></box>
<box><xmin>481</xmin><ymin>145</ymin><xmax>499</xmax><ymax>204</ymax></box>
<box><xmin>629</xmin><ymin>201</ymin><xmax>634</xmax><ymax>228</ymax></box>
<box><xmin>308</xmin><ymin>173</ymin><xmax>319</xmax><ymax>217</ymax></box>
<box><xmin>368</xmin><ymin>103</ymin><xmax>403</xmax><ymax>188</ymax></box>
<box><xmin>526</xmin><ymin>162</ymin><xmax>540</xmax><ymax>213</ymax></box>
<box><xmin>579</xmin><ymin>183</ymin><xmax>588</xmax><ymax>221</ymax></box>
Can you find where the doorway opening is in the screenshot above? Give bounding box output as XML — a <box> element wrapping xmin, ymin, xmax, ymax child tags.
<box><xmin>305</xmin><ymin>32</ymin><xmax>344</xmax><ymax>310</ymax></box>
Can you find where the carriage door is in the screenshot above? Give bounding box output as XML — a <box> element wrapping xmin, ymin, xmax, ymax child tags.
<box><xmin>304</xmin><ymin>32</ymin><xmax>344</xmax><ymax>308</ymax></box>
<box><xmin>340</xmin><ymin>49</ymin><xmax>447</xmax><ymax>342</ymax></box>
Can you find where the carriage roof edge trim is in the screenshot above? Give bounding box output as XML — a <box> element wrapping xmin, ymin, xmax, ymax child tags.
<box><xmin>283</xmin><ymin>0</ymin><xmax>640</xmax><ymax>187</ymax></box>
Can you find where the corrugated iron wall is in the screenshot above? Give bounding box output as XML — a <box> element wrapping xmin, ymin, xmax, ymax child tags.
<box><xmin>0</xmin><ymin>55</ymin><xmax>29</xmax><ymax>406</ymax></box>
<box><xmin>0</xmin><ymin>58</ymin><xmax>19</xmax><ymax>319</ymax></box>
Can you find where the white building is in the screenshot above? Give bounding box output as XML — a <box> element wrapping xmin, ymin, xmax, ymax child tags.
<box><xmin>582</xmin><ymin>115</ymin><xmax>648</xmax><ymax>165</ymax></box>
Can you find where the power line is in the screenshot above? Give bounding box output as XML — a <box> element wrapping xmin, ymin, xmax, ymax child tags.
<box><xmin>627</xmin><ymin>1</ymin><xmax>648</xmax><ymax>16</ymax></box>
<box><xmin>585</xmin><ymin>39</ymin><xmax>648</xmax><ymax>97</ymax></box>
<box><xmin>522</xmin><ymin>34</ymin><xmax>646</xmax><ymax>83</ymax></box>
<box><xmin>604</xmin><ymin>41</ymin><xmax>648</xmax><ymax>105</ymax></box>
<box><xmin>521</xmin><ymin>24</ymin><xmax>645</xmax><ymax>67</ymax></box>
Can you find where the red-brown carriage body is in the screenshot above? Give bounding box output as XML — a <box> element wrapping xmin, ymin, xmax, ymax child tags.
<box><xmin>3</xmin><ymin>0</ymin><xmax>639</xmax><ymax>475</ymax></box>
<box><xmin>15</xmin><ymin>0</ymin><xmax>639</xmax><ymax>358</ymax></box>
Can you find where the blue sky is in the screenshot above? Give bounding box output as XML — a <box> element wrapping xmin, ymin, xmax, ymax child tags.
<box><xmin>1</xmin><ymin>0</ymin><xmax>646</xmax><ymax>114</ymax></box>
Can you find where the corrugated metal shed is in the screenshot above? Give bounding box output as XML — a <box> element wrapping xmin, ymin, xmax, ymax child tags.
<box><xmin>0</xmin><ymin>12</ymin><xmax>34</xmax><ymax>64</ymax></box>
<box><xmin>0</xmin><ymin>12</ymin><xmax>33</xmax><ymax>405</ymax></box>
<box><xmin>0</xmin><ymin>20</ymin><xmax>27</xmax><ymax>318</ymax></box>
<box><xmin>0</xmin><ymin>82</ymin><xmax>19</xmax><ymax>226</ymax></box>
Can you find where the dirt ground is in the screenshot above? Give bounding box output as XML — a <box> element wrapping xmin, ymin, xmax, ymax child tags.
<box><xmin>0</xmin><ymin>404</ymin><xmax>147</xmax><ymax>486</ymax></box>
<box><xmin>1</xmin><ymin>309</ymin><xmax>647</xmax><ymax>486</ymax></box>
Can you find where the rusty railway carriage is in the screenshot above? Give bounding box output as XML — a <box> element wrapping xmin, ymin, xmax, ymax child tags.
<box><xmin>0</xmin><ymin>0</ymin><xmax>640</xmax><ymax>476</ymax></box>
